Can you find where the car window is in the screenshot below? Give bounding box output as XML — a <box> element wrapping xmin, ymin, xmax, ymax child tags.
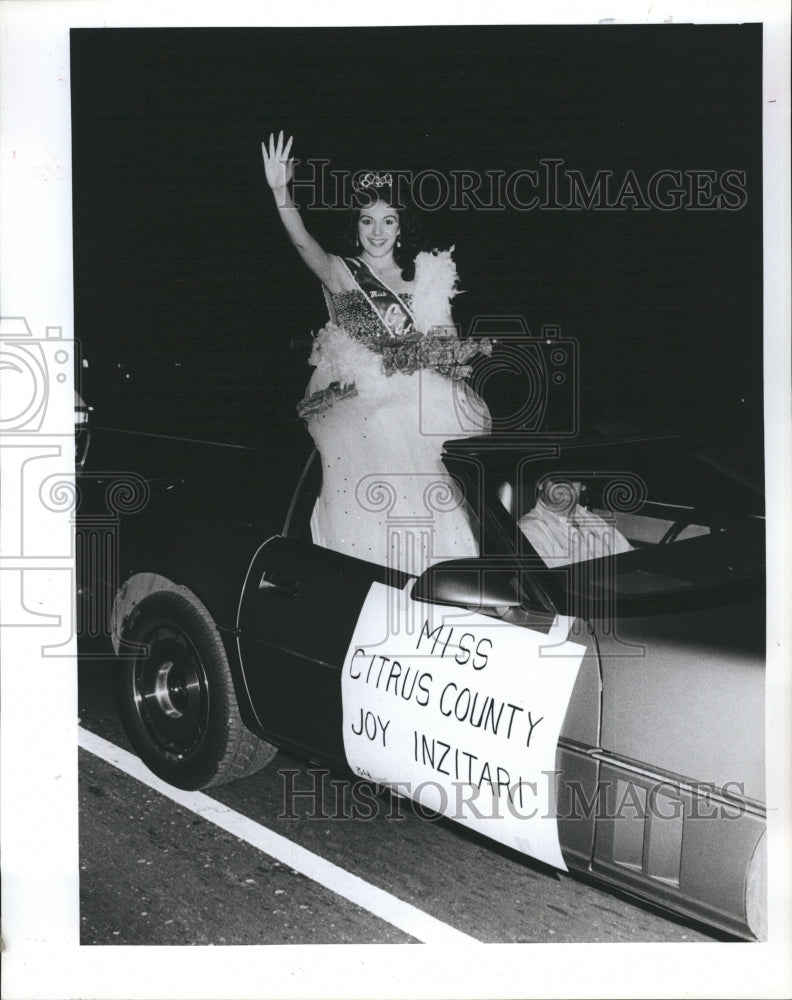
<box><xmin>461</xmin><ymin>443</ymin><xmax>765</xmax><ymax>613</ymax></box>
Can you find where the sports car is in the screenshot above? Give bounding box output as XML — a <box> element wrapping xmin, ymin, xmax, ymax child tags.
<box><xmin>78</xmin><ymin>426</ymin><xmax>766</xmax><ymax>941</ymax></box>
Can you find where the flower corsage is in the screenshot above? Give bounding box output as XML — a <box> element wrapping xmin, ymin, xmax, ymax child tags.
<box><xmin>379</xmin><ymin>328</ymin><xmax>493</xmax><ymax>378</ymax></box>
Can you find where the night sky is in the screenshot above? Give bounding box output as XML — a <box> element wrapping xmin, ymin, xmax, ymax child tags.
<box><xmin>70</xmin><ymin>25</ymin><xmax>763</xmax><ymax>471</ymax></box>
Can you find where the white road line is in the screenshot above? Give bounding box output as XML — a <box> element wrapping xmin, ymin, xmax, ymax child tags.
<box><xmin>78</xmin><ymin>727</ymin><xmax>480</xmax><ymax>946</ymax></box>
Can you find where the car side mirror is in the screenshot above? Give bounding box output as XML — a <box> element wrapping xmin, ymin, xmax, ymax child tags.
<box><xmin>412</xmin><ymin>558</ymin><xmax>521</xmax><ymax>610</ymax></box>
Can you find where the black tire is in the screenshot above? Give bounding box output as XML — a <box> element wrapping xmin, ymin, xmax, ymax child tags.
<box><xmin>115</xmin><ymin>588</ymin><xmax>277</xmax><ymax>790</ymax></box>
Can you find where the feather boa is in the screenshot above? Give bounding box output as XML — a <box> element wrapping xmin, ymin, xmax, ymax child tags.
<box><xmin>411</xmin><ymin>247</ymin><xmax>460</xmax><ymax>335</ymax></box>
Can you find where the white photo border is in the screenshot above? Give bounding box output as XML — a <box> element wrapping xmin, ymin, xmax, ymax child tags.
<box><xmin>1</xmin><ymin>2</ymin><xmax>790</xmax><ymax>998</ymax></box>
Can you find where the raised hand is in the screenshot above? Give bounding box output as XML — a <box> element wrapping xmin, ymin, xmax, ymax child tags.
<box><xmin>262</xmin><ymin>131</ymin><xmax>294</xmax><ymax>191</ymax></box>
<box><xmin>261</xmin><ymin>131</ymin><xmax>337</xmax><ymax>288</ymax></box>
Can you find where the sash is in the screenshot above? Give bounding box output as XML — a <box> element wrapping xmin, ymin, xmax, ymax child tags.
<box><xmin>341</xmin><ymin>256</ymin><xmax>416</xmax><ymax>338</ymax></box>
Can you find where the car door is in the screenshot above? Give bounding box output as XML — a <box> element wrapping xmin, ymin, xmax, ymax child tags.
<box><xmin>237</xmin><ymin>529</ymin><xmax>604</xmax><ymax>872</ymax></box>
<box><xmin>236</xmin><ymin>534</ymin><xmax>410</xmax><ymax>766</ymax></box>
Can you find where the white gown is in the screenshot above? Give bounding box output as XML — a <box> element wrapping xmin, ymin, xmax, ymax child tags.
<box><xmin>301</xmin><ymin>253</ymin><xmax>491</xmax><ymax>575</ymax></box>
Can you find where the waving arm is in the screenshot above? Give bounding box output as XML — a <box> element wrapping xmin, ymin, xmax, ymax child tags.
<box><xmin>262</xmin><ymin>132</ymin><xmax>340</xmax><ymax>291</ymax></box>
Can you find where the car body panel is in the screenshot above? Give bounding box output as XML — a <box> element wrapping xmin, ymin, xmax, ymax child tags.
<box><xmin>592</xmin><ymin>759</ymin><xmax>764</xmax><ymax>938</ymax></box>
<box><xmin>78</xmin><ymin>426</ymin><xmax>766</xmax><ymax>939</ymax></box>
<box><xmin>596</xmin><ymin>598</ymin><xmax>765</xmax><ymax>801</ymax></box>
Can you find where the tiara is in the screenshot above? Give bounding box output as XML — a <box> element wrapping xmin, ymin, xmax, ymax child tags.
<box><xmin>353</xmin><ymin>171</ymin><xmax>393</xmax><ymax>191</ymax></box>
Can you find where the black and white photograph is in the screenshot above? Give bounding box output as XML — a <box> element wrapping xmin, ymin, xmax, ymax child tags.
<box><xmin>1</xmin><ymin>2</ymin><xmax>790</xmax><ymax>999</ymax></box>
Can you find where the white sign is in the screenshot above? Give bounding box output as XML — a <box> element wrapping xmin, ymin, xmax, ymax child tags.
<box><xmin>341</xmin><ymin>581</ymin><xmax>585</xmax><ymax>870</ymax></box>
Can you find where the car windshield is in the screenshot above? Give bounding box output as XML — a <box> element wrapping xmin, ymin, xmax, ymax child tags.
<box><xmin>445</xmin><ymin>435</ymin><xmax>765</xmax><ymax>611</ymax></box>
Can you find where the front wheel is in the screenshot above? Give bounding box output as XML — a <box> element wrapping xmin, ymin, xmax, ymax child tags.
<box><xmin>116</xmin><ymin>588</ymin><xmax>276</xmax><ymax>790</ymax></box>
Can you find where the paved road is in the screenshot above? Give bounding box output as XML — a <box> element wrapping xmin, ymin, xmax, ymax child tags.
<box><xmin>78</xmin><ymin>657</ymin><xmax>719</xmax><ymax>946</ymax></box>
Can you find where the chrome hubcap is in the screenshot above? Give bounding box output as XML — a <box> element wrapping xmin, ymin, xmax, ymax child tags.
<box><xmin>132</xmin><ymin>623</ymin><xmax>209</xmax><ymax>761</ymax></box>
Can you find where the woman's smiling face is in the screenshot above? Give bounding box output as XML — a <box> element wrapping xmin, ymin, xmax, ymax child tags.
<box><xmin>357</xmin><ymin>200</ymin><xmax>400</xmax><ymax>258</ymax></box>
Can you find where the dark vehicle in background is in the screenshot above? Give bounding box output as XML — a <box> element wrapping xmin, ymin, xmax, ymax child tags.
<box><xmin>76</xmin><ymin>397</ymin><xmax>767</xmax><ymax>942</ymax></box>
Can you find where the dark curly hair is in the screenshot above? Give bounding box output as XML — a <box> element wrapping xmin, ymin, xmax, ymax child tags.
<box><xmin>340</xmin><ymin>177</ymin><xmax>424</xmax><ymax>281</ymax></box>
